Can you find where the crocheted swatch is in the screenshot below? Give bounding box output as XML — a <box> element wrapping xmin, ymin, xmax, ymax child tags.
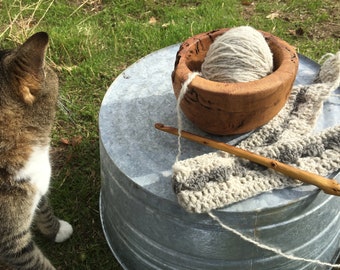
<box><xmin>172</xmin><ymin>52</ymin><xmax>340</xmax><ymax>213</ymax></box>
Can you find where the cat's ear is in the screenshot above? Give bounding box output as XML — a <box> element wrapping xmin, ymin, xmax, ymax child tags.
<box><xmin>7</xmin><ymin>32</ymin><xmax>49</xmax><ymax>105</ymax></box>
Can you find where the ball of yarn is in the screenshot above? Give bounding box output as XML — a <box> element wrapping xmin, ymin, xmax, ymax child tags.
<box><xmin>201</xmin><ymin>26</ymin><xmax>273</xmax><ymax>83</ymax></box>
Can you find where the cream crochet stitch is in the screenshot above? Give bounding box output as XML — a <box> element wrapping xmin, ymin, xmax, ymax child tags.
<box><xmin>172</xmin><ymin>52</ymin><xmax>340</xmax><ymax>213</ymax></box>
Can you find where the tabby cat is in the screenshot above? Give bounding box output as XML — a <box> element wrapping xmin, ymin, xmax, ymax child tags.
<box><xmin>0</xmin><ymin>32</ymin><xmax>73</xmax><ymax>269</ymax></box>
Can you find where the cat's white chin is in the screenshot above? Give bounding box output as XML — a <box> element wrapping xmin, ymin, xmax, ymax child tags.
<box><xmin>55</xmin><ymin>220</ymin><xmax>73</xmax><ymax>243</ymax></box>
<box><xmin>14</xmin><ymin>145</ymin><xmax>51</xmax><ymax>195</ymax></box>
<box><xmin>14</xmin><ymin>145</ymin><xmax>52</xmax><ymax>217</ymax></box>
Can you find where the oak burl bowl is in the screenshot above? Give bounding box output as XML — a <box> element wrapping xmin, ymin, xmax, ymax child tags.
<box><xmin>172</xmin><ymin>28</ymin><xmax>299</xmax><ymax>135</ymax></box>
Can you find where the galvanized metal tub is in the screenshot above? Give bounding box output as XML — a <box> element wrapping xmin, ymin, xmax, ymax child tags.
<box><xmin>99</xmin><ymin>44</ymin><xmax>340</xmax><ymax>270</ymax></box>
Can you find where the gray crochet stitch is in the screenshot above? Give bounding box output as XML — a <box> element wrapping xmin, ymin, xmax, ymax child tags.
<box><xmin>172</xmin><ymin>52</ymin><xmax>340</xmax><ymax>213</ymax></box>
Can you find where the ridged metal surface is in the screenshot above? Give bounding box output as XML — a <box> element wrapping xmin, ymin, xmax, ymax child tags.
<box><xmin>99</xmin><ymin>45</ymin><xmax>340</xmax><ymax>270</ymax></box>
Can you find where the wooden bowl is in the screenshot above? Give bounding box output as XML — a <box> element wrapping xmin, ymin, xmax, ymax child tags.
<box><xmin>172</xmin><ymin>28</ymin><xmax>299</xmax><ymax>135</ymax></box>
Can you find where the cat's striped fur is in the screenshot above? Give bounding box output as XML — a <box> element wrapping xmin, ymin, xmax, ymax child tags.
<box><xmin>0</xmin><ymin>32</ymin><xmax>73</xmax><ymax>269</ymax></box>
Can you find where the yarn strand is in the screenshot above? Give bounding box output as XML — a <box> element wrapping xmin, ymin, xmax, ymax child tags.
<box><xmin>208</xmin><ymin>211</ymin><xmax>340</xmax><ymax>268</ymax></box>
<box><xmin>175</xmin><ymin>71</ymin><xmax>199</xmax><ymax>162</ymax></box>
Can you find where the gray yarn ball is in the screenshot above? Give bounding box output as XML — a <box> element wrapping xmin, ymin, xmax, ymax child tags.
<box><xmin>201</xmin><ymin>26</ymin><xmax>273</xmax><ymax>83</ymax></box>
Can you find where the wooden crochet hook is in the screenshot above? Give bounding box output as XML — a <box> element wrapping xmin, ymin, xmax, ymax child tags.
<box><xmin>155</xmin><ymin>123</ymin><xmax>340</xmax><ymax>196</ymax></box>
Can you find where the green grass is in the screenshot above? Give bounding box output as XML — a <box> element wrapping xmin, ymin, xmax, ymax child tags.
<box><xmin>0</xmin><ymin>0</ymin><xmax>339</xmax><ymax>269</ymax></box>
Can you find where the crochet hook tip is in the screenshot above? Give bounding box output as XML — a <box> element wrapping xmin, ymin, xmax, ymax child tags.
<box><xmin>155</xmin><ymin>123</ymin><xmax>176</xmax><ymax>133</ymax></box>
<box><xmin>154</xmin><ymin>123</ymin><xmax>165</xmax><ymax>129</ymax></box>
<box><xmin>155</xmin><ymin>123</ymin><xmax>180</xmax><ymax>137</ymax></box>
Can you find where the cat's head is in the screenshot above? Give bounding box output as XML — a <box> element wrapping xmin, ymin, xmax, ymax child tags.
<box><xmin>0</xmin><ymin>32</ymin><xmax>58</xmax><ymax>106</ymax></box>
<box><xmin>0</xmin><ymin>32</ymin><xmax>59</xmax><ymax>158</ymax></box>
